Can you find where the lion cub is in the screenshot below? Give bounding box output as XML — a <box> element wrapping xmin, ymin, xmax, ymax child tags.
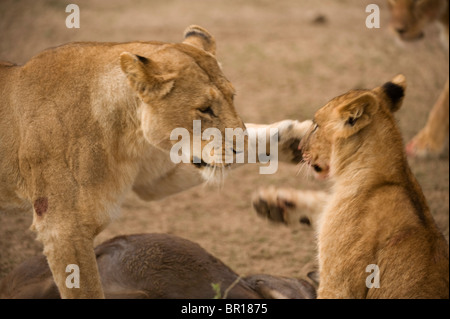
<box><xmin>298</xmin><ymin>75</ymin><xmax>449</xmax><ymax>298</ymax></box>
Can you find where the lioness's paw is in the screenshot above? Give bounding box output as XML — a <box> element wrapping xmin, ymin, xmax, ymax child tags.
<box><xmin>406</xmin><ymin>129</ymin><xmax>447</xmax><ymax>159</ymax></box>
<box><xmin>276</xmin><ymin>120</ymin><xmax>313</xmax><ymax>164</ymax></box>
<box><xmin>252</xmin><ymin>187</ymin><xmax>311</xmax><ymax>227</ymax></box>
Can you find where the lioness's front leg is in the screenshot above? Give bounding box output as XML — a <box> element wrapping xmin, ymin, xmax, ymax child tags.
<box><xmin>406</xmin><ymin>79</ymin><xmax>449</xmax><ymax>158</ymax></box>
<box><xmin>252</xmin><ymin>187</ymin><xmax>328</xmax><ymax>229</ymax></box>
<box><xmin>32</xmin><ymin>197</ymin><xmax>107</xmax><ymax>298</ymax></box>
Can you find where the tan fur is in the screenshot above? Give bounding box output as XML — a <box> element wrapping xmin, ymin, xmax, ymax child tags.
<box><xmin>300</xmin><ymin>75</ymin><xmax>449</xmax><ymax>298</ymax></box>
<box><xmin>387</xmin><ymin>0</ymin><xmax>449</xmax><ymax>157</ymax></box>
<box><xmin>0</xmin><ymin>25</ymin><xmax>310</xmax><ymax>298</ymax></box>
<box><xmin>252</xmin><ymin>187</ymin><xmax>328</xmax><ymax>228</ymax></box>
<box><xmin>253</xmin><ymin>75</ymin><xmax>449</xmax><ymax>298</ymax></box>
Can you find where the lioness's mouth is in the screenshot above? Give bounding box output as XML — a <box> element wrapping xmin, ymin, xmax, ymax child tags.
<box><xmin>193</xmin><ymin>157</ymin><xmax>208</xmax><ymax>168</ymax></box>
<box><xmin>192</xmin><ymin>157</ymin><xmax>231</xmax><ymax>169</ymax></box>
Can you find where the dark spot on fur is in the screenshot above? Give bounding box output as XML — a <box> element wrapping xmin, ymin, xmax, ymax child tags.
<box><xmin>300</xmin><ymin>217</ymin><xmax>311</xmax><ymax>226</ymax></box>
<box><xmin>253</xmin><ymin>199</ymin><xmax>270</xmax><ymax>218</ymax></box>
<box><xmin>312</xmin><ymin>14</ymin><xmax>328</xmax><ymax>25</ymax></box>
<box><xmin>382</xmin><ymin>82</ymin><xmax>405</xmax><ymax>108</ymax></box>
<box><xmin>347</xmin><ymin>117</ymin><xmax>357</xmax><ymax>126</ymax></box>
<box><xmin>199</xmin><ymin>106</ymin><xmax>216</xmax><ymax>117</ymax></box>
<box><xmin>193</xmin><ymin>157</ymin><xmax>208</xmax><ymax>168</ymax></box>
<box><xmin>136</xmin><ymin>55</ymin><xmax>150</xmax><ymax>65</ymax></box>
<box><xmin>282</xmin><ymin>138</ymin><xmax>303</xmax><ymax>163</ymax></box>
<box><xmin>269</xmin><ymin>206</ymin><xmax>285</xmax><ymax>223</ymax></box>
<box><xmin>232</xmin><ymin>148</ymin><xmax>243</xmax><ymax>155</ymax></box>
<box><xmin>277</xmin><ymin>131</ymin><xmax>282</xmax><ymax>143</ymax></box>
<box><xmin>34</xmin><ymin>197</ymin><xmax>48</xmax><ymax>217</ymax></box>
<box><xmin>283</xmin><ymin>200</ymin><xmax>296</xmax><ymax>209</ymax></box>
<box><xmin>185</xmin><ymin>30</ymin><xmax>211</xmax><ymax>44</ymax></box>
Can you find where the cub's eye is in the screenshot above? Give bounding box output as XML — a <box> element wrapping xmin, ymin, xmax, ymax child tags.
<box><xmin>312</xmin><ymin>123</ymin><xmax>319</xmax><ymax>133</ymax></box>
<box><xmin>198</xmin><ymin>106</ymin><xmax>216</xmax><ymax>117</ymax></box>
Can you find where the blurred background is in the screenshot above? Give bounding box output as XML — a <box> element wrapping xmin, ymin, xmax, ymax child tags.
<box><xmin>0</xmin><ymin>0</ymin><xmax>448</xmax><ymax>282</ymax></box>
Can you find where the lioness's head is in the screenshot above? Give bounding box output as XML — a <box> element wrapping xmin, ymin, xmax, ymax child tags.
<box><xmin>120</xmin><ymin>26</ymin><xmax>246</xmax><ymax>182</ymax></box>
<box><xmin>387</xmin><ymin>0</ymin><xmax>448</xmax><ymax>41</ymax></box>
<box><xmin>299</xmin><ymin>75</ymin><xmax>407</xmax><ymax>179</ymax></box>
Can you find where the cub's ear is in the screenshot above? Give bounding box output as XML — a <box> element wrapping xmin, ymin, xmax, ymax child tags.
<box><xmin>183</xmin><ymin>25</ymin><xmax>217</xmax><ymax>55</ymax></box>
<box><xmin>375</xmin><ymin>74</ymin><xmax>407</xmax><ymax>113</ymax></box>
<box><xmin>120</xmin><ymin>52</ymin><xmax>175</xmax><ymax>102</ymax></box>
<box><xmin>335</xmin><ymin>92</ymin><xmax>379</xmax><ymax>139</ymax></box>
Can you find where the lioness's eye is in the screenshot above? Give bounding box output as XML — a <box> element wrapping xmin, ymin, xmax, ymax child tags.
<box><xmin>198</xmin><ymin>106</ymin><xmax>216</xmax><ymax>117</ymax></box>
<box><xmin>312</xmin><ymin>123</ymin><xmax>319</xmax><ymax>133</ymax></box>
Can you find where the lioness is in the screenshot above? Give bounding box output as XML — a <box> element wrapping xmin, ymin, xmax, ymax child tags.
<box><xmin>254</xmin><ymin>75</ymin><xmax>449</xmax><ymax>298</ymax></box>
<box><xmin>0</xmin><ymin>25</ymin><xmax>310</xmax><ymax>298</ymax></box>
<box><xmin>387</xmin><ymin>0</ymin><xmax>449</xmax><ymax>158</ymax></box>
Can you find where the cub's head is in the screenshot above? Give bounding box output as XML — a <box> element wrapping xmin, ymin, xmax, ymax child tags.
<box><xmin>120</xmin><ymin>26</ymin><xmax>246</xmax><ymax>183</ymax></box>
<box><xmin>387</xmin><ymin>0</ymin><xmax>447</xmax><ymax>41</ymax></box>
<box><xmin>299</xmin><ymin>75</ymin><xmax>407</xmax><ymax>179</ymax></box>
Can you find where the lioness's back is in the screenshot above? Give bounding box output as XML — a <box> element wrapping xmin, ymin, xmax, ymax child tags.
<box><xmin>0</xmin><ymin>60</ymin><xmax>18</xmax><ymax>94</ymax></box>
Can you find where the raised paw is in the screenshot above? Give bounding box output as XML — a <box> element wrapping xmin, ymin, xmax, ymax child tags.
<box><xmin>276</xmin><ymin>120</ymin><xmax>313</xmax><ymax>164</ymax></box>
<box><xmin>252</xmin><ymin>187</ymin><xmax>312</xmax><ymax>227</ymax></box>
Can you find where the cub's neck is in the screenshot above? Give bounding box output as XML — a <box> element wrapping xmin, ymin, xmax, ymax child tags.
<box><xmin>330</xmin><ymin>116</ymin><xmax>411</xmax><ymax>195</ymax></box>
<box><xmin>328</xmin><ymin>116</ymin><xmax>433</xmax><ymax>227</ymax></box>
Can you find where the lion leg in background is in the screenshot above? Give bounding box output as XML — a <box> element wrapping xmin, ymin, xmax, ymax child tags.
<box><xmin>252</xmin><ymin>187</ymin><xmax>328</xmax><ymax>229</ymax></box>
<box><xmin>407</xmin><ymin>79</ymin><xmax>449</xmax><ymax>158</ymax></box>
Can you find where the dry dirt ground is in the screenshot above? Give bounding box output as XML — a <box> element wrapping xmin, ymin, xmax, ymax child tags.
<box><xmin>0</xmin><ymin>0</ymin><xmax>448</xmax><ymax>291</ymax></box>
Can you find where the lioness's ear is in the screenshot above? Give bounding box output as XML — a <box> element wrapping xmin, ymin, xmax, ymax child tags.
<box><xmin>183</xmin><ymin>25</ymin><xmax>217</xmax><ymax>55</ymax></box>
<box><xmin>120</xmin><ymin>52</ymin><xmax>175</xmax><ymax>102</ymax></box>
<box><xmin>335</xmin><ymin>92</ymin><xmax>379</xmax><ymax>138</ymax></box>
<box><xmin>375</xmin><ymin>74</ymin><xmax>406</xmax><ymax>113</ymax></box>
